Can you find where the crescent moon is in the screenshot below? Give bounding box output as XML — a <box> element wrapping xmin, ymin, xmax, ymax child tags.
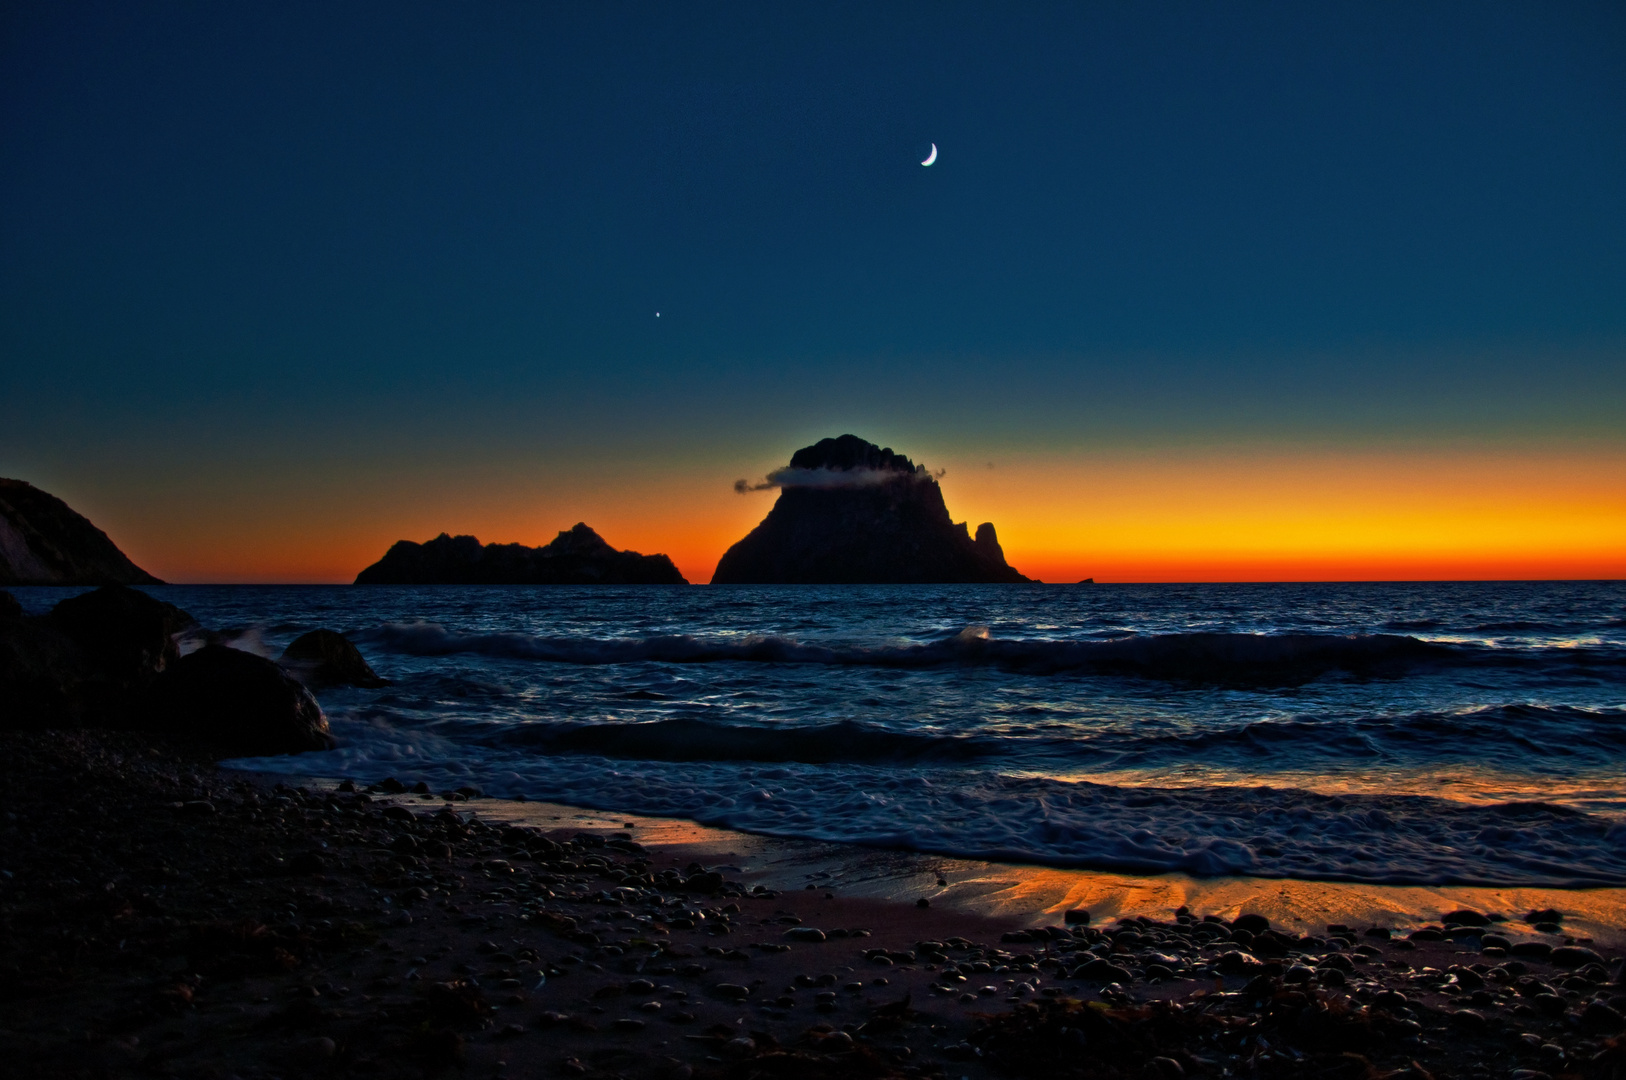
<box><xmin>921</xmin><ymin>143</ymin><xmax>937</xmax><ymax>166</ymax></box>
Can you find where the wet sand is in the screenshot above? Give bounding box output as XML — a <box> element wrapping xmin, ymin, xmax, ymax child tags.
<box><xmin>448</xmin><ymin>797</ymin><xmax>1626</xmax><ymax>950</ymax></box>
<box><xmin>4</xmin><ymin>731</ymin><xmax>1623</xmax><ymax>1080</ymax></box>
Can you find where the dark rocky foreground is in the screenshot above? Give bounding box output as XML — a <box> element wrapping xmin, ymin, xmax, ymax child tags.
<box><xmin>713</xmin><ymin>436</ymin><xmax>1030</xmax><ymax>584</ymax></box>
<box><xmin>0</xmin><ymin>478</ymin><xmax>162</xmax><ymax>586</ymax></box>
<box><xmin>355</xmin><ymin>524</ymin><xmax>687</xmax><ymax>585</ymax></box>
<box><xmin>1</xmin><ymin>585</ymin><xmax>334</xmax><ymax>754</ymax></box>
<box><xmin>4</xmin><ymin>731</ymin><xmax>1623</xmax><ymax>1080</ymax></box>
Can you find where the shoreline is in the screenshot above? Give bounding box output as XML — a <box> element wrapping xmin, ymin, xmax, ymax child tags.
<box><xmin>360</xmin><ymin>788</ymin><xmax>1626</xmax><ymax>950</ymax></box>
<box><xmin>225</xmin><ymin>757</ymin><xmax>1626</xmax><ymax>950</ymax></box>
<box><xmin>5</xmin><ymin>731</ymin><xmax>1624</xmax><ymax>1080</ymax></box>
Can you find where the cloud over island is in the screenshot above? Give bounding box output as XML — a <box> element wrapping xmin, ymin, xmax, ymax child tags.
<box><xmin>734</xmin><ymin>465</ymin><xmax>945</xmax><ymax>494</ymax></box>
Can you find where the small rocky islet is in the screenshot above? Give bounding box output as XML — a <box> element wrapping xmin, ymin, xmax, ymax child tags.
<box><xmin>354</xmin><ymin>524</ymin><xmax>687</xmax><ymax>586</ymax></box>
<box><xmin>712</xmin><ymin>435</ymin><xmax>1030</xmax><ymax>584</ymax></box>
<box><xmin>3</xmin><ymin>730</ymin><xmax>1623</xmax><ymax>1080</ymax></box>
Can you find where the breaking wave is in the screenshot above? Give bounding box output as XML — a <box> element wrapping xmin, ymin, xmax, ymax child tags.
<box><xmin>360</xmin><ymin>623</ymin><xmax>1480</xmax><ymax>683</ymax></box>
<box><xmin>1083</xmin><ymin>704</ymin><xmax>1626</xmax><ymax>769</ymax></box>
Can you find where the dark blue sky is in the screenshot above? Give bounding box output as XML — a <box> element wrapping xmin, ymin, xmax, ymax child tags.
<box><xmin>3</xmin><ymin>2</ymin><xmax>1624</xmax><ymax>538</ymax></box>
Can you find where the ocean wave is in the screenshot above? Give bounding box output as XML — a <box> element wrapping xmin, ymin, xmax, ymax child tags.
<box><xmin>1383</xmin><ymin>618</ymin><xmax>1443</xmax><ymax>631</ymax></box>
<box><xmin>360</xmin><ymin>623</ymin><xmax>1474</xmax><ymax>683</ymax></box>
<box><xmin>1092</xmin><ymin>704</ymin><xmax>1626</xmax><ymax>766</ymax></box>
<box><xmin>488</xmin><ymin>717</ymin><xmax>994</xmax><ymax>764</ymax></box>
<box><xmin>231</xmin><ymin>720</ymin><xmax>1626</xmax><ymax>887</ymax></box>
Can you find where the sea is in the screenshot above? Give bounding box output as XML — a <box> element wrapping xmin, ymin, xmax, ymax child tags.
<box><xmin>14</xmin><ymin>581</ymin><xmax>1626</xmax><ymax>888</ymax></box>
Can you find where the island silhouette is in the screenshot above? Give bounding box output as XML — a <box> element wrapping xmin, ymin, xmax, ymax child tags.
<box><xmin>713</xmin><ymin>434</ymin><xmax>1030</xmax><ymax>584</ymax></box>
<box><xmin>354</xmin><ymin>523</ymin><xmax>687</xmax><ymax>584</ymax></box>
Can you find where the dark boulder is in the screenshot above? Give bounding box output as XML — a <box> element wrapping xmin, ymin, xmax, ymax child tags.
<box><xmin>712</xmin><ymin>435</ymin><xmax>1031</xmax><ymax>584</ymax></box>
<box><xmin>46</xmin><ymin>584</ymin><xmax>196</xmax><ymax>691</ymax></box>
<box><xmin>355</xmin><ymin>523</ymin><xmax>687</xmax><ymax>584</ymax></box>
<box><xmin>142</xmin><ymin>644</ymin><xmax>334</xmax><ymax>755</ymax></box>
<box><xmin>0</xmin><ymin>591</ymin><xmax>91</xmax><ymax>729</ymax></box>
<box><xmin>3</xmin><ymin>584</ymin><xmax>197</xmax><ymax>729</ymax></box>
<box><xmin>0</xmin><ymin>478</ymin><xmax>162</xmax><ymax>585</ymax></box>
<box><xmin>280</xmin><ymin>629</ymin><xmax>387</xmax><ymax>688</ymax></box>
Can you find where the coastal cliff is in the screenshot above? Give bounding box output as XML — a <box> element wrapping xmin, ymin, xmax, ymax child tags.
<box><xmin>0</xmin><ymin>479</ymin><xmax>162</xmax><ymax>586</ymax></box>
<box><xmin>712</xmin><ymin>435</ymin><xmax>1031</xmax><ymax>584</ymax></box>
<box><xmin>355</xmin><ymin>522</ymin><xmax>687</xmax><ymax>584</ymax></box>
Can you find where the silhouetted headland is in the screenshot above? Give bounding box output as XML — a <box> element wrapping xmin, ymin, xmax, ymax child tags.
<box><xmin>0</xmin><ymin>478</ymin><xmax>162</xmax><ymax>585</ymax></box>
<box><xmin>713</xmin><ymin>434</ymin><xmax>1031</xmax><ymax>584</ymax></box>
<box><xmin>354</xmin><ymin>522</ymin><xmax>687</xmax><ymax>584</ymax></box>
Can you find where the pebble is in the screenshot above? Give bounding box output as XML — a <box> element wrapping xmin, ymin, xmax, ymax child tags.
<box><xmin>1449</xmin><ymin>1009</ymin><xmax>1486</xmax><ymax>1030</ymax></box>
<box><xmin>1549</xmin><ymin>946</ymin><xmax>1602</xmax><ymax>968</ymax></box>
<box><xmin>1214</xmin><ymin>952</ymin><xmax>1261</xmax><ymax>975</ymax></box>
<box><xmin>1076</xmin><ymin>957</ymin><xmax>1134</xmax><ymax>982</ymax></box>
<box><xmin>1581</xmin><ymin>1001</ymin><xmax>1624</xmax><ymax>1032</ymax></box>
<box><xmin>1441</xmin><ymin>909</ymin><xmax>1491</xmax><ymax>926</ymax></box>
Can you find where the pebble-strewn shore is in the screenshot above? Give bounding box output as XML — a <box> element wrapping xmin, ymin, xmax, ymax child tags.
<box><xmin>2</xmin><ymin>731</ymin><xmax>1622</xmax><ymax>1080</ymax></box>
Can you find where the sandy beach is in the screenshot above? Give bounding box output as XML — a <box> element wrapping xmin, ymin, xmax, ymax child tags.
<box><xmin>5</xmin><ymin>730</ymin><xmax>1622</xmax><ymax>1080</ymax></box>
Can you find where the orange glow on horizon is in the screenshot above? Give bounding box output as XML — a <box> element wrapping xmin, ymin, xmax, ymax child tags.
<box><xmin>98</xmin><ymin>444</ymin><xmax>1624</xmax><ymax>584</ymax></box>
<box><xmin>944</xmin><ymin>445</ymin><xmax>1625</xmax><ymax>583</ymax></box>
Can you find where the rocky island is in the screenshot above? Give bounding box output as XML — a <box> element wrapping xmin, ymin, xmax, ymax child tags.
<box><xmin>713</xmin><ymin>435</ymin><xmax>1032</xmax><ymax>584</ymax></box>
<box><xmin>355</xmin><ymin>522</ymin><xmax>687</xmax><ymax>585</ymax></box>
<box><xmin>0</xmin><ymin>478</ymin><xmax>162</xmax><ymax>585</ymax></box>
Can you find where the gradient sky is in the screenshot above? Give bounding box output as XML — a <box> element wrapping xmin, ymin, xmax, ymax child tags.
<box><xmin>3</xmin><ymin>2</ymin><xmax>1623</xmax><ymax>583</ymax></box>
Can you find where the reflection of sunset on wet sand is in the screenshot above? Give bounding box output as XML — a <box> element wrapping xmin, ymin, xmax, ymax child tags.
<box><xmin>465</xmin><ymin>798</ymin><xmax>1626</xmax><ymax>948</ymax></box>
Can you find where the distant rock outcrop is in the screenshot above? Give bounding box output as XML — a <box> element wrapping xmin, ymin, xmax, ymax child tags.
<box><xmin>354</xmin><ymin>523</ymin><xmax>687</xmax><ymax>585</ymax></box>
<box><xmin>712</xmin><ymin>435</ymin><xmax>1031</xmax><ymax>584</ymax></box>
<box><xmin>0</xmin><ymin>479</ymin><xmax>162</xmax><ymax>585</ymax></box>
